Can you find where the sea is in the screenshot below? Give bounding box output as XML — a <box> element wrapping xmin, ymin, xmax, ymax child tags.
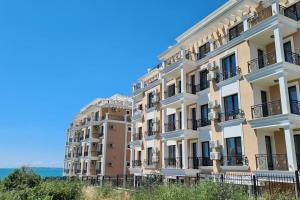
<box><xmin>0</xmin><ymin>167</ymin><xmax>63</xmax><ymax>180</ymax></box>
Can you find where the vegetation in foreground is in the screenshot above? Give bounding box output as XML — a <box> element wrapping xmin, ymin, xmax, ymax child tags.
<box><xmin>0</xmin><ymin>167</ymin><xmax>296</xmax><ymax>200</ymax></box>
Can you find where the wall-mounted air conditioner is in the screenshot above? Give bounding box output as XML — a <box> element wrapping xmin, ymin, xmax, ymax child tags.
<box><xmin>209</xmin><ymin>140</ymin><xmax>220</xmax><ymax>149</ymax></box>
<box><xmin>207</xmin><ymin>61</ymin><xmax>218</xmax><ymax>71</ymax></box>
<box><xmin>208</xmin><ymin>111</ymin><xmax>219</xmax><ymax>121</ymax></box>
<box><xmin>210</xmin><ymin>152</ymin><xmax>221</xmax><ymax>160</ymax></box>
<box><xmin>208</xmin><ymin>100</ymin><xmax>219</xmax><ymax>109</ymax></box>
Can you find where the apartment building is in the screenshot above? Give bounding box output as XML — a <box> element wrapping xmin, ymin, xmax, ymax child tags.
<box><xmin>130</xmin><ymin>0</ymin><xmax>300</xmax><ymax>181</ymax></box>
<box><xmin>64</xmin><ymin>94</ymin><xmax>132</xmax><ymax>179</ymax></box>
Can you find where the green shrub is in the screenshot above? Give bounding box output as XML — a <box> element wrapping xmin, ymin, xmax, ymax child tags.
<box><xmin>2</xmin><ymin>167</ymin><xmax>41</xmax><ymax>191</ymax></box>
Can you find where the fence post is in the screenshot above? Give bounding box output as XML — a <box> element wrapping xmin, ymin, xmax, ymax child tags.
<box><xmin>252</xmin><ymin>174</ymin><xmax>257</xmax><ymax>198</ymax></box>
<box><xmin>117</xmin><ymin>175</ymin><xmax>119</xmax><ymax>187</ymax></box>
<box><xmin>220</xmin><ymin>174</ymin><xmax>224</xmax><ymax>183</ymax></box>
<box><xmin>295</xmin><ymin>171</ymin><xmax>300</xmax><ymax>199</ymax></box>
<box><xmin>176</xmin><ymin>176</ymin><xmax>179</xmax><ymax>184</ymax></box>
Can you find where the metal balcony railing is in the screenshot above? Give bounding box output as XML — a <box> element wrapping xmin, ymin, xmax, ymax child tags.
<box><xmin>164</xmin><ymin>120</ymin><xmax>181</xmax><ymax>132</ymax></box>
<box><xmin>133</xmin><ymin>133</ymin><xmax>143</xmax><ymax>141</ymax></box>
<box><xmin>164</xmin><ymin>157</ymin><xmax>183</xmax><ymax>168</ymax></box>
<box><xmin>248</xmin><ymin>7</ymin><xmax>272</xmax><ymax>28</ymax></box>
<box><xmin>221</xmin><ymin>155</ymin><xmax>248</xmax><ymax>166</ymax></box>
<box><xmin>218</xmin><ymin>109</ymin><xmax>244</xmax><ymax>122</ymax></box>
<box><xmin>285</xmin><ymin>51</ymin><xmax>300</xmax><ymax>66</ymax></box>
<box><xmin>187</xmin><ymin>119</ymin><xmax>198</xmax><ymax>130</ymax></box>
<box><xmin>248</xmin><ymin>52</ymin><xmax>277</xmax><ymax>73</ymax></box>
<box><xmin>132</xmin><ymin>160</ymin><xmax>142</xmax><ymax>167</ymax></box>
<box><xmin>188</xmin><ymin>157</ymin><xmax>213</xmax><ymax>169</ymax></box>
<box><xmin>251</xmin><ymin>100</ymin><xmax>282</xmax><ymax>119</ymax></box>
<box><xmin>216</xmin><ymin>67</ymin><xmax>241</xmax><ymax>83</ymax></box>
<box><xmin>197</xmin><ymin>118</ymin><xmax>211</xmax><ymax>127</ymax></box>
<box><xmin>255</xmin><ymin>154</ymin><xmax>288</xmax><ymax>170</ymax></box>
<box><xmin>195</xmin><ymin>81</ymin><xmax>210</xmax><ymax>92</ymax></box>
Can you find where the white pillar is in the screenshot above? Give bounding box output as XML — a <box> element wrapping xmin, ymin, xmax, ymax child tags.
<box><xmin>102</xmin><ymin>122</ymin><xmax>108</xmax><ymax>175</ymax></box>
<box><xmin>180</xmin><ymin>68</ymin><xmax>186</xmax><ymax>94</ymax></box>
<box><xmin>87</xmin><ymin>160</ymin><xmax>91</xmax><ymax>176</ymax></box>
<box><xmin>242</xmin><ymin>16</ymin><xmax>249</xmax><ymax>31</ymax></box>
<box><xmin>182</xmin><ymin>139</ymin><xmax>189</xmax><ymax>169</ymax></box>
<box><xmin>273</xmin><ymin>26</ymin><xmax>284</xmax><ymax>63</ymax></box>
<box><xmin>162</xmin><ymin>78</ymin><xmax>166</xmax><ymax>100</ymax></box>
<box><xmin>284</xmin><ymin>126</ymin><xmax>298</xmax><ymax>171</ymax></box>
<box><xmin>162</xmin><ymin>141</ymin><xmax>167</xmax><ymax>168</ymax></box>
<box><xmin>278</xmin><ymin>73</ymin><xmax>291</xmax><ymax>114</ymax></box>
<box><xmin>181</xmin><ymin>103</ymin><xmax>187</xmax><ymax>129</ymax></box>
<box><xmin>162</xmin><ymin>109</ymin><xmax>166</xmax><ymax>133</ymax></box>
<box><xmin>209</xmin><ymin>39</ymin><xmax>215</xmax><ymax>52</ymax></box>
<box><xmin>272</xmin><ymin>0</ymin><xmax>280</xmax><ymax>15</ymax></box>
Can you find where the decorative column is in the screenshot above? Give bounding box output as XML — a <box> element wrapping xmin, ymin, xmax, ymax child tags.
<box><xmin>182</xmin><ymin>139</ymin><xmax>189</xmax><ymax>169</ymax></box>
<box><xmin>162</xmin><ymin>109</ymin><xmax>166</xmax><ymax>133</ymax></box>
<box><xmin>272</xmin><ymin>0</ymin><xmax>280</xmax><ymax>15</ymax></box>
<box><xmin>209</xmin><ymin>39</ymin><xmax>215</xmax><ymax>52</ymax></box>
<box><xmin>273</xmin><ymin>25</ymin><xmax>285</xmax><ymax>63</ymax></box>
<box><xmin>162</xmin><ymin>141</ymin><xmax>167</xmax><ymax>168</ymax></box>
<box><xmin>180</xmin><ymin>67</ymin><xmax>186</xmax><ymax>94</ymax></box>
<box><xmin>278</xmin><ymin>73</ymin><xmax>291</xmax><ymax>114</ymax></box>
<box><xmin>242</xmin><ymin>15</ymin><xmax>249</xmax><ymax>31</ymax></box>
<box><xmin>284</xmin><ymin>126</ymin><xmax>298</xmax><ymax>171</ymax></box>
<box><xmin>181</xmin><ymin>103</ymin><xmax>187</xmax><ymax>130</ymax></box>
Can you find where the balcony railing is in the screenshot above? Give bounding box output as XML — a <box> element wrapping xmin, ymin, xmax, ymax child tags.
<box><xmin>248</xmin><ymin>7</ymin><xmax>272</xmax><ymax>28</ymax></box>
<box><xmin>98</xmin><ymin>132</ymin><xmax>104</xmax><ymax>138</ymax></box>
<box><xmin>216</xmin><ymin>67</ymin><xmax>240</xmax><ymax>83</ymax></box>
<box><xmin>144</xmin><ymin>159</ymin><xmax>154</xmax><ymax>167</ymax></box>
<box><xmin>195</xmin><ymin>81</ymin><xmax>209</xmax><ymax>92</ymax></box>
<box><xmin>84</xmin><ymin>151</ymin><xmax>88</xmax><ymax>157</ymax></box>
<box><xmin>165</xmin><ymin>50</ymin><xmax>198</xmax><ymax>67</ymax></box>
<box><xmin>285</xmin><ymin>51</ymin><xmax>300</xmax><ymax>66</ymax></box>
<box><xmin>164</xmin><ymin>157</ymin><xmax>183</xmax><ymax>168</ymax></box>
<box><xmin>97</xmin><ymin>150</ymin><xmax>103</xmax><ymax>156</ymax></box>
<box><xmin>197</xmin><ymin>118</ymin><xmax>211</xmax><ymax>127</ymax></box>
<box><xmin>164</xmin><ymin>120</ymin><xmax>181</xmax><ymax>132</ymax></box>
<box><xmin>75</xmin><ymin>169</ymin><xmax>81</xmax><ymax>174</ymax></box>
<box><xmin>82</xmin><ymin>169</ymin><xmax>87</xmax><ymax>174</ymax></box>
<box><xmin>255</xmin><ymin>154</ymin><xmax>288</xmax><ymax>170</ymax></box>
<box><xmin>221</xmin><ymin>155</ymin><xmax>248</xmax><ymax>166</ymax></box>
<box><xmin>283</xmin><ymin>5</ymin><xmax>300</xmax><ymax>21</ymax></box>
<box><xmin>132</xmin><ymin>160</ymin><xmax>142</xmax><ymax>167</ymax></box>
<box><xmin>248</xmin><ymin>52</ymin><xmax>277</xmax><ymax>73</ymax></box>
<box><xmin>218</xmin><ymin>109</ymin><xmax>244</xmax><ymax>122</ymax></box>
<box><xmin>96</xmin><ymin>169</ymin><xmax>101</xmax><ymax>174</ymax></box>
<box><xmin>133</xmin><ymin>133</ymin><xmax>143</xmax><ymax>141</ymax></box>
<box><xmin>251</xmin><ymin>100</ymin><xmax>282</xmax><ymax>119</ymax></box>
<box><xmin>187</xmin><ymin>119</ymin><xmax>198</xmax><ymax>130</ymax></box>
<box><xmin>188</xmin><ymin>157</ymin><xmax>213</xmax><ymax>169</ymax></box>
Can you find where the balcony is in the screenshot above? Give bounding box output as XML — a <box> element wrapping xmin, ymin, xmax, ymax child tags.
<box><xmin>97</xmin><ymin>150</ymin><xmax>103</xmax><ymax>156</ymax></box>
<box><xmin>164</xmin><ymin>157</ymin><xmax>183</xmax><ymax>169</ymax></box>
<box><xmin>195</xmin><ymin>81</ymin><xmax>210</xmax><ymax>93</ymax></box>
<box><xmin>187</xmin><ymin>119</ymin><xmax>197</xmax><ymax>131</ymax></box>
<box><xmin>164</xmin><ymin>121</ymin><xmax>181</xmax><ymax>133</ymax></box>
<box><xmin>133</xmin><ymin>132</ymin><xmax>143</xmax><ymax>141</ymax></box>
<box><xmin>144</xmin><ymin>159</ymin><xmax>157</xmax><ymax>168</ymax></box>
<box><xmin>96</xmin><ymin>169</ymin><xmax>101</xmax><ymax>175</ymax></box>
<box><xmin>248</xmin><ymin>6</ymin><xmax>273</xmax><ymax>29</ymax></box>
<box><xmin>82</xmin><ymin>169</ymin><xmax>87</xmax><ymax>175</ymax></box>
<box><xmin>251</xmin><ymin>100</ymin><xmax>282</xmax><ymax>119</ymax></box>
<box><xmin>188</xmin><ymin>157</ymin><xmax>213</xmax><ymax>169</ymax></box>
<box><xmin>218</xmin><ymin>109</ymin><xmax>244</xmax><ymax>123</ymax></box>
<box><xmin>221</xmin><ymin>155</ymin><xmax>248</xmax><ymax>167</ymax></box>
<box><xmin>161</xmin><ymin>85</ymin><xmax>197</xmax><ymax>108</ymax></box>
<box><xmin>84</xmin><ymin>151</ymin><xmax>88</xmax><ymax>157</ymax></box>
<box><xmin>247</xmin><ymin>52</ymin><xmax>277</xmax><ymax>73</ymax></box>
<box><xmin>255</xmin><ymin>154</ymin><xmax>288</xmax><ymax>171</ymax></box>
<box><xmin>132</xmin><ymin>160</ymin><xmax>142</xmax><ymax>168</ymax></box>
<box><xmin>132</xmin><ymin>108</ymin><xmax>143</xmax><ymax>121</ymax></box>
<box><xmin>216</xmin><ymin>67</ymin><xmax>241</xmax><ymax>85</ymax></box>
<box><xmin>197</xmin><ymin>118</ymin><xmax>211</xmax><ymax>128</ymax></box>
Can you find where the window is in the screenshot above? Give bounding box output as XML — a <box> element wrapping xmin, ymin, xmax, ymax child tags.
<box><xmin>147</xmin><ymin>147</ymin><xmax>153</xmax><ymax>165</ymax></box>
<box><xmin>228</xmin><ymin>23</ymin><xmax>243</xmax><ymax>41</ymax></box>
<box><xmin>226</xmin><ymin>137</ymin><xmax>242</xmax><ymax>166</ymax></box>
<box><xmin>138</xmin><ymin>127</ymin><xmax>142</xmax><ymax>140</ymax></box>
<box><xmin>285</xmin><ymin>2</ymin><xmax>300</xmax><ymax>21</ymax></box>
<box><xmin>199</xmin><ymin>70</ymin><xmax>209</xmax><ymax>91</ymax></box>
<box><xmin>199</xmin><ymin>42</ymin><xmax>210</xmax><ymax>59</ymax></box>
<box><xmin>223</xmin><ymin>94</ymin><xmax>239</xmax><ymax>120</ymax></box>
<box><xmin>137</xmin><ymin>151</ymin><xmax>142</xmax><ymax>161</ymax></box>
<box><xmin>168</xmin><ymin>145</ymin><xmax>176</xmax><ymax>158</ymax></box>
<box><xmin>167</xmin><ymin>84</ymin><xmax>176</xmax><ymax>98</ymax></box>
<box><xmin>95</xmin><ymin>111</ymin><xmax>99</xmax><ymax>121</ymax></box>
<box><xmin>147</xmin><ymin>119</ymin><xmax>153</xmax><ymax>136</ymax></box>
<box><xmin>202</xmin><ymin>141</ymin><xmax>211</xmax><ymax>166</ymax></box>
<box><xmin>147</xmin><ymin>92</ymin><xmax>154</xmax><ymax>108</ymax></box>
<box><xmin>222</xmin><ymin>54</ymin><xmax>237</xmax><ymax>80</ymax></box>
<box><xmin>200</xmin><ymin>104</ymin><xmax>210</xmax><ymax>126</ymax></box>
<box><xmin>167</xmin><ymin>114</ymin><xmax>176</xmax><ymax>131</ymax></box>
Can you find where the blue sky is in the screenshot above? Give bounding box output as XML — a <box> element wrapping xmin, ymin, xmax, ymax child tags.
<box><xmin>0</xmin><ymin>0</ymin><xmax>226</xmax><ymax>168</ymax></box>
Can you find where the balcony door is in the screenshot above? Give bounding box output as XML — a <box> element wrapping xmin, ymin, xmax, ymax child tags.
<box><xmin>265</xmin><ymin>136</ymin><xmax>274</xmax><ymax>170</ymax></box>
<box><xmin>226</xmin><ymin>137</ymin><xmax>242</xmax><ymax>166</ymax></box>
<box><xmin>168</xmin><ymin>84</ymin><xmax>176</xmax><ymax>97</ymax></box>
<box><xmin>168</xmin><ymin>114</ymin><xmax>176</xmax><ymax>131</ymax></box>
<box><xmin>284</xmin><ymin>41</ymin><xmax>293</xmax><ymax>63</ymax></box>
<box><xmin>294</xmin><ymin>135</ymin><xmax>300</xmax><ymax>170</ymax></box>
<box><xmin>201</xmin><ymin>104</ymin><xmax>209</xmax><ymax>126</ymax></box>
<box><xmin>191</xmin><ymin>142</ymin><xmax>198</xmax><ymax>169</ymax></box>
<box><xmin>289</xmin><ymin>86</ymin><xmax>299</xmax><ymax>114</ymax></box>
<box><xmin>191</xmin><ymin>108</ymin><xmax>197</xmax><ymax>130</ymax></box>
<box><xmin>261</xmin><ymin>91</ymin><xmax>269</xmax><ymax>117</ymax></box>
<box><xmin>257</xmin><ymin>49</ymin><xmax>265</xmax><ymax>69</ymax></box>
<box><xmin>224</xmin><ymin>94</ymin><xmax>239</xmax><ymax>120</ymax></box>
<box><xmin>199</xmin><ymin>70</ymin><xmax>209</xmax><ymax>91</ymax></box>
<box><xmin>168</xmin><ymin>145</ymin><xmax>176</xmax><ymax>167</ymax></box>
<box><xmin>222</xmin><ymin>54</ymin><xmax>236</xmax><ymax>79</ymax></box>
<box><xmin>147</xmin><ymin>147</ymin><xmax>153</xmax><ymax>165</ymax></box>
<box><xmin>202</xmin><ymin>141</ymin><xmax>210</xmax><ymax>166</ymax></box>
<box><xmin>190</xmin><ymin>75</ymin><xmax>196</xmax><ymax>94</ymax></box>
<box><xmin>148</xmin><ymin>92</ymin><xmax>153</xmax><ymax>108</ymax></box>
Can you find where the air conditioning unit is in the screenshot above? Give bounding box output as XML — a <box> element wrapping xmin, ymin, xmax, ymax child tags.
<box><xmin>207</xmin><ymin>71</ymin><xmax>217</xmax><ymax>81</ymax></box>
<box><xmin>209</xmin><ymin>140</ymin><xmax>220</xmax><ymax>149</ymax></box>
<box><xmin>207</xmin><ymin>61</ymin><xmax>218</xmax><ymax>71</ymax></box>
<box><xmin>208</xmin><ymin>111</ymin><xmax>219</xmax><ymax>121</ymax></box>
<box><xmin>210</xmin><ymin>152</ymin><xmax>221</xmax><ymax>160</ymax></box>
<box><xmin>152</xmin><ymin>123</ymin><xmax>159</xmax><ymax>132</ymax></box>
<box><xmin>152</xmin><ymin>95</ymin><xmax>158</xmax><ymax>103</ymax></box>
<box><xmin>208</xmin><ymin>100</ymin><xmax>219</xmax><ymax>109</ymax></box>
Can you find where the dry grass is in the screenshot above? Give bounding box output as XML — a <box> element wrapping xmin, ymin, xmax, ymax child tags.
<box><xmin>80</xmin><ymin>186</ymin><xmax>130</xmax><ymax>200</ymax></box>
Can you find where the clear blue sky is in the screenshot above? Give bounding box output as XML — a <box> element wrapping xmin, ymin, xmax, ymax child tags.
<box><xmin>0</xmin><ymin>0</ymin><xmax>226</xmax><ymax>168</ymax></box>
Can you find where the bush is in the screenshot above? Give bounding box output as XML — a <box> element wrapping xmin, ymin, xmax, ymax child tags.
<box><xmin>2</xmin><ymin>167</ymin><xmax>41</xmax><ymax>191</ymax></box>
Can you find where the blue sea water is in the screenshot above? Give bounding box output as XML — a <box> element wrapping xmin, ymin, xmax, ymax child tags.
<box><xmin>0</xmin><ymin>168</ymin><xmax>63</xmax><ymax>180</ymax></box>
